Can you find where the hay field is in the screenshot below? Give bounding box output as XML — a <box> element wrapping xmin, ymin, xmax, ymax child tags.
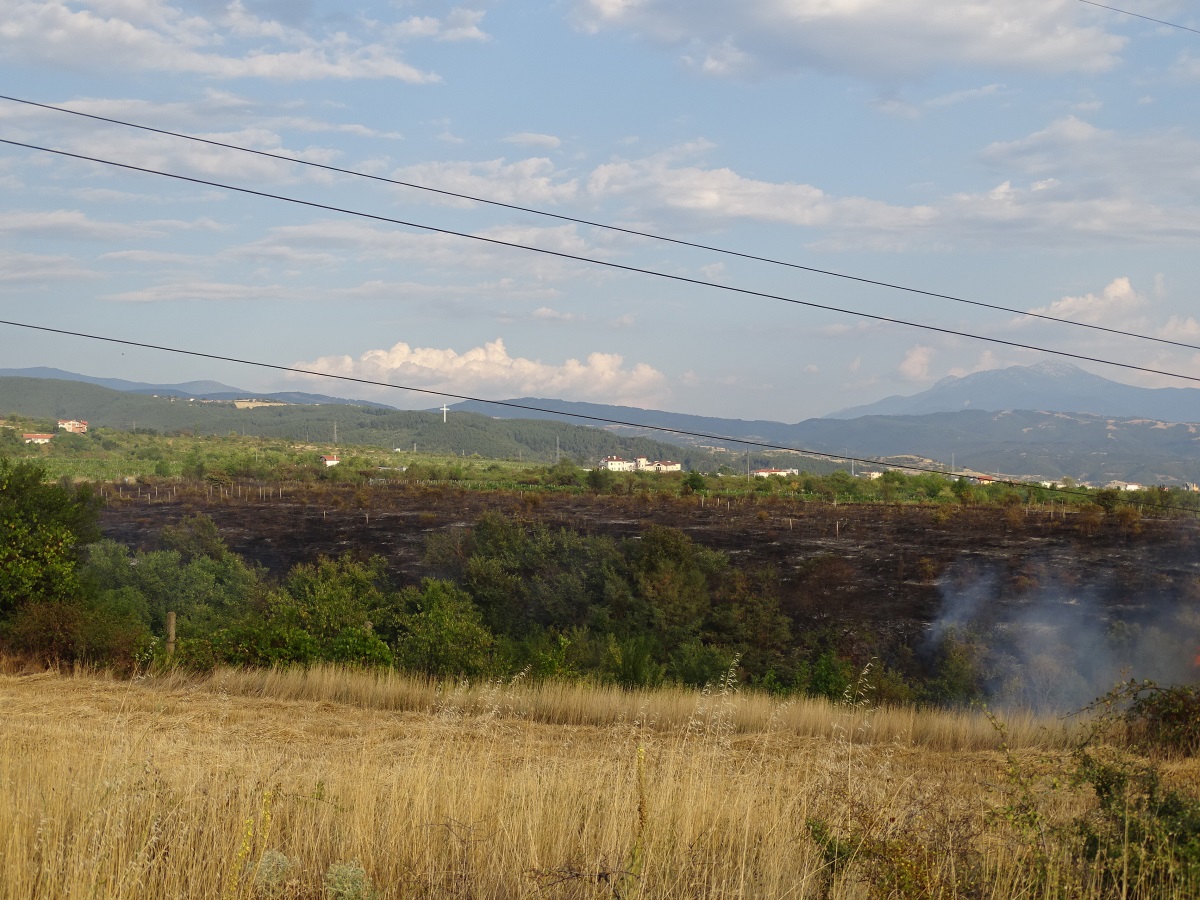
<box><xmin>1</xmin><ymin>667</ymin><xmax>1193</xmax><ymax>899</ymax></box>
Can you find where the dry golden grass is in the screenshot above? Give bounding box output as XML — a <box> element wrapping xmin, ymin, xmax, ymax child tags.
<box><xmin>158</xmin><ymin>664</ymin><xmax>1075</xmax><ymax>752</ymax></box>
<box><xmin>2</xmin><ymin>667</ymin><xmax>1196</xmax><ymax>899</ymax></box>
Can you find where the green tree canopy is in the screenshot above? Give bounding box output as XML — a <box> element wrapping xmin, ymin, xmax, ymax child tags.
<box><xmin>0</xmin><ymin>458</ymin><xmax>100</xmax><ymax>616</ymax></box>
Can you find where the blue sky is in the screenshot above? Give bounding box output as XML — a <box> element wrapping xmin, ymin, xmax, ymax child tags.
<box><xmin>2</xmin><ymin>0</ymin><xmax>1199</xmax><ymax>420</ymax></box>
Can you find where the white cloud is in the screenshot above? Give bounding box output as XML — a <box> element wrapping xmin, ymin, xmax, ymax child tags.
<box><xmin>292</xmin><ymin>338</ymin><xmax>669</xmax><ymax>406</ymax></box>
<box><xmin>925</xmin><ymin>83</ymin><xmax>1006</xmax><ymax>108</ymax></box>
<box><xmin>898</xmin><ymin>345</ymin><xmax>934</xmax><ymax>381</ymax></box>
<box><xmin>931</xmin><ymin>118</ymin><xmax>1200</xmax><ymax>246</ymax></box>
<box><xmin>382</xmin><ymin>117</ymin><xmax>1200</xmax><ymax>249</ymax></box>
<box><xmin>571</xmin><ymin>0</ymin><xmax>1125</xmax><ymax>80</ymax></box>
<box><xmin>531</xmin><ymin>306</ymin><xmax>579</xmax><ymax>323</ymax></box>
<box><xmin>239</xmin><ymin>219</ymin><xmax>601</xmax><ymax>282</ymax></box>
<box><xmin>105</xmin><ymin>281</ymin><xmax>294</xmax><ymax>302</ymax></box>
<box><xmin>587</xmin><ymin>142</ymin><xmax>935</xmax><ymax>230</ymax></box>
<box><xmin>390</xmin><ymin>8</ymin><xmax>488</xmax><ymax>42</ymax></box>
<box><xmin>0</xmin><ymin>209</ymin><xmax>158</xmax><ymax>240</ymax></box>
<box><xmin>1026</xmin><ymin>276</ymin><xmax>1147</xmax><ymax>327</ymax></box>
<box><xmin>946</xmin><ymin>350</ymin><xmax>1003</xmax><ymax>379</ymax></box>
<box><xmin>390</xmin><ymin>158</ymin><xmax>578</xmax><ymax>206</ymax></box>
<box><xmin>100</xmin><ymin>249</ymin><xmax>204</xmax><ymax>265</ymax></box>
<box><xmin>1158</xmin><ymin>316</ymin><xmax>1200</xmax><ymax>340</ymax></box>
<box><xmin>0</xmin><ymin>250</ymin><xmax>99</xmax><ymax>284</ymax></box>
<box><xmin>0</xmin><ymin>1</ymin><xmax>445</xmax><ymax>82</ymax></box>
<box><xmin>503</xmin><ymin>132</ymin><xmax>562</xmax><ymax>149</ymax></box>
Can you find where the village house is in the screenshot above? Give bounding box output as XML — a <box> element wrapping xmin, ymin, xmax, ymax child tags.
<box><xmin>57</xmin><ymin>419</ymin><xmax>88</xmax><ymax>434</ymax></box>
<box><xmin>320</xmin><ymin>455</ymin><xmax>340</xmax><ymax>467</ymax></box>
<box><xmin>22</xmin><ymin>433</ymin><xmax>56</xmax><ymax>444</ymax></box>
<box><xmin>598</xmin><ymin>456</ymin><xmax>682</xmax><ymax>473</ymax></box>
<box><xmin>752</xmin><ymin>468</ymin><xmax>799</xmax><ymax>478</ymax></box>
<box><xmin>1106</xmin><ymin>480</ymin><xmax>1143</xmax><ymax>491</ymax></box>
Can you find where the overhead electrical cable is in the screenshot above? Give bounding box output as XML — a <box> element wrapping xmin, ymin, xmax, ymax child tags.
<box><xmin>1077</xmin><ymin>0</ymin><xmax>1200</xmax><ymax>36</ymax></box>
<box><xmin>1</xmin><ymin>317</ymin><xmax>1194</xmax><ymax>515</ymax></box>
<box><xmin>3</xmin><ymin>136</ymin><xmax>1200</xmax><ymax>389</ymax></box>
<box><xmin>3</xmin><ymin>92</ymin><xmax>1199</xmax><ymax>356</ymax></box>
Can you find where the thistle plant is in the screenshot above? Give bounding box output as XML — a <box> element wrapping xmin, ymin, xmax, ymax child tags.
<box><xmin>323</xmin><ymin>860</ymin><xmax>376</xmax><ymax>900</ymax></box>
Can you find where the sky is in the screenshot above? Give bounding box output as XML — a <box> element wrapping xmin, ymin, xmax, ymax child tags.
<box><xmin>2</xmin><ymin>0</ymin><xmax>1200</xmax><ymax>421</ymax></box>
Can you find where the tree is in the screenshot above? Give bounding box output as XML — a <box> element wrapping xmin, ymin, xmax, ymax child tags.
<box><xmin>382</xmin><ymin>579</ymin><xmax>494</xmax><ymax>676</ymax></box>
<box><xmin>0</xmin><ymin>457</ymin><xmax>100</xmax><ymax>617</ymax></box>
<box><xmin>681</xmin><ymin>471</ymin><xmax>707</xmax><ymax>495</ymax></box>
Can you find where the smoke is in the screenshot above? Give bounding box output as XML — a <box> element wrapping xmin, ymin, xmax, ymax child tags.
<box><xmin>926</xmin><ymin>557</ymin><xmax>1200</xmax><ymax>712</ymax></box>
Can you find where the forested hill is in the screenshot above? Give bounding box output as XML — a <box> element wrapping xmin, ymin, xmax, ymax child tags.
<box><xmin>0</xmin><ymin>376</ymin><xmax>695</xmax><ymax>465</ymax></box>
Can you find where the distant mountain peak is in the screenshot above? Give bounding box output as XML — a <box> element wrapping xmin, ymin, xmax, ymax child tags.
<box><xmin>826</xmin><ymin>362</ymin><xmax>1200</xmax><ymax>422</ymax></box>
<box><xmin>1026</xmin><ymin>361</ymin><xmax>1085</xmax><ymax>377</ymax></box>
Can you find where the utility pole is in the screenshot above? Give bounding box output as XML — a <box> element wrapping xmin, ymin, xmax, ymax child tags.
<box><xmin>441</xmin><ymin>404</ymin><xmax>449</xmax><ymax>423</ymax></box>
<box><xmin>333</xmin><ymin>421</ymin><xmax>337</xmax><ymax>447</ymax></box>
<box><xmin>556</xmin><ymin>436</ymin><xmax>560</xmax><ymax>464</ymax></box>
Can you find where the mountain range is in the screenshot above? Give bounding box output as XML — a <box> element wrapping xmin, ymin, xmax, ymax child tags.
<box><xmin>826</xmin><ymin>361</ymin><xmax>1200</xmax><ymax>422</ymax></box>
<box><xmin>2</xmin><ymin>363</ymin><xmax>1198</xmax><ymax>483</ymax></box>
<box><xmin>0</xmin><ymin>367</ymin><xmax>391</xmax><ymax>408</ymax></box>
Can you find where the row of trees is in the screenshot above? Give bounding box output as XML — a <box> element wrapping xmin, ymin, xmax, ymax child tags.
<box><xmin>1</xmin><ymin>457</ymin><xmax>953</xmax><ymax>699</ymax></box>
<box><xmin>4</xmin><ymin>455</ymin><xmax>1185</xmax><ymax>703</ymax></box>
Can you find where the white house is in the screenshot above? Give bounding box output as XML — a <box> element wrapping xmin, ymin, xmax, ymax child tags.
<box><xmin>22</xmin><ymin>433</ymin><xmax>55</xmax><ymax>444</ymax></box>
<box><xmin>320</xmin><ymin>455</ymin><xmax>340</xmax><ymax>467</ymax></box>
<box><xmin>599</xmin><ymin>456</ymin><xmax>636</xmax><ymax>472</ymax></box>
<box><xmin>752</xmin><ymin>468</ymin><xmax>798</xmax><ymax>478</ymax></box>
<box><xmin>599</xmin><ymin>456</ymin><xmax>682</xmax><ymax>473</ymax></box>
<box><xmin>57</xmin><ymin>419</ymin><xmax>88</xmax><ymax>434</ymax></box>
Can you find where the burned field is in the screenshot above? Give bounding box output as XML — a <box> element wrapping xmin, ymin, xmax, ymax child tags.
<box><xmin>98</xmin><ymin>482</ymin><xmax>1200</xmax><ymax>645</ymax></box>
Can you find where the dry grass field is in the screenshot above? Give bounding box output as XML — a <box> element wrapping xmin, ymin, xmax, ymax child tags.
<box><xmin>3</xmin><ymin>665</ymin><xmax>1197</xmax><ymax>899</ymax></box>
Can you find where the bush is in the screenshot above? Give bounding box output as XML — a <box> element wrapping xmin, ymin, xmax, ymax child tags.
<box><xmin>1088</xmin><ymin>679</ymin><xmax>1200</xmax><ymax>758</ymax></box>
<box><xmin>1070</xmin><ymin>748</ymin><xmax>1200</xmax><ymax>895</ymax></box>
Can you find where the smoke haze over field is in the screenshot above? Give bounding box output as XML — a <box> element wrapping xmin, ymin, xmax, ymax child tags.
<box><xmin>929</xmin><ymin>558</ymin><xmax>1200</xmax><ymax>713</ymax></box>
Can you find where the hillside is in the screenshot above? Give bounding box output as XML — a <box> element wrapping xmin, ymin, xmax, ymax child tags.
<box><xmin>0</xmin><ymin>366</ymin><xmax>392</xmax><ymax>407</ymax></box>
<box><xmin>452</xmin><ymin>396</ymin><xmax>1200</xmax><ymax>484</ymax></box>
<box><xmin>0</xmin><ymin>376</ymin><xmax>707</xmax><ymax>466</ymax></box>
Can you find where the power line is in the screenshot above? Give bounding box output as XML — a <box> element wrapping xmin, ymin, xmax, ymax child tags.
<box><xmin>2</xmin><ymin>92</ymin><xmax>1198</xmax><ymax>356</ymax></box>
<box><xmin>1</xmin><ymin>316</ymin><xmax>1193</xmax><ymax>514</ymax></box>
<box><xmin>3</xmin><ymin>136</ymin><xmax>1200</xmax><ymax>389</ymax></box>
<box><xmin>1078</xmin><ymin>0</ymin><xmax>1200</xmax><ymax>36</ymax></box>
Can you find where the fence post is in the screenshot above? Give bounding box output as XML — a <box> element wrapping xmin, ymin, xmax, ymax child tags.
<box><xmin>166</xmin><ymin>611</ymin><xmax>176</xmax><ymax>657</ymax></box>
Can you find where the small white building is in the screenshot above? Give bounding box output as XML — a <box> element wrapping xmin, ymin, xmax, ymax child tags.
<box><xmin>599</xmin><ymin>456</ymin><xmax>636</xmax><ymax>472</ymax></box>
<box><xmin>320</xmin><ymin>455</ymin><xmax>341</xmax><ymax>467</ymax></box>
<box><xmin>752</xmin><ymin>468</ymin><xmax>798</xmax><ymax>478</ymax></box>
<box><xmin>57</xmin><ymin>419</ymin><xmax>88</xmax><ymax>434</ymax></box>
<box><xmin>599</xmin><ymin>456</ymin><xmax>682</xmax><ymax>473</ymax></box>
<box><xmin>22</xmin><ymin>433</ymin><xmax>55</xmax><ymax>444</ymax></box>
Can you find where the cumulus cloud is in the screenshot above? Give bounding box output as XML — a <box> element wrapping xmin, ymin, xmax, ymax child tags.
<box><xmin>570</xmin><ymin>0</ymin><xmax>1124</xmax><ymax>80</ymax></box>
<box><xmin>1159</xmin><ymin>315</ymin><xmax>1200</xmax><ymax>340</ymax></box>
<box><xmin>292</xmin><ymin>338</ymin><xmax>669</xmax><ymax>406</ymax></box>
<box><xmin>1025</xmin><ymin>276</ymin><xmax>1148</xmax><ymax>327</ymax></box>
<box><xmin>0</xmin><ymin>0</ymin><xmax>458</xmax><ymax>81</ymax></box>
<box><xmin>898</xmin><ymin>345</ymin><xmax>934</xmax><ymax>381</ymax></box>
